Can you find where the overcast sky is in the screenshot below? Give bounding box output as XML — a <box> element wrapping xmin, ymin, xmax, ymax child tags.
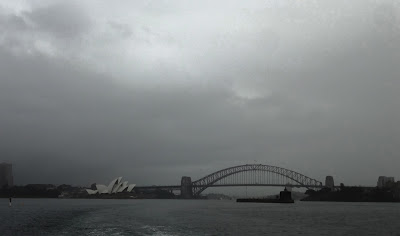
<box><xmin>0</xmin><ymin>0</ymin><xmax>399</xmax><ymax>187</ymax></box>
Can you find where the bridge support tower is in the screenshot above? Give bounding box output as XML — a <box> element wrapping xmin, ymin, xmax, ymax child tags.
<box><xmin>325</xmin><ymin>176</ymin><xmax>335</xmax><ymax>191</ymax></box>
<box><xmin>180</xmin><ymin>176</ymin><xmax>193</xmax><ymax>199</ymax></box>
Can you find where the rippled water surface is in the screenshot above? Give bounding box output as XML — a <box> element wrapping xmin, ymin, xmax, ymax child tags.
<box><xmin>1</xmin><ymin>199</ymin><xmax>400</xmax><ymax>235</ymax></box>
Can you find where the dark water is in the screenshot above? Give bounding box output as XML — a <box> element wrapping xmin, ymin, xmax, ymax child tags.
<box><xmin>1</xmin><ymin>199</ymin><xmax>400</xmax><ymax>236</ymax></box>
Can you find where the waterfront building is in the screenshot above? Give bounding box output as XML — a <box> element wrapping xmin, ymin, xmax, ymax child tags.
<box><xmin>86</xmin><ymin>177</ymin><xmax>135</xmax><ymax>194</ymax></box>
<box><xmin>377</xmin><ymin>176</ymin><xmax>395</xmax><ymax>188</ymax></box>
<box><xmin>0</xmin><ymin>162</ymin><xmax>13</xmax><ymax>187</ymax></box>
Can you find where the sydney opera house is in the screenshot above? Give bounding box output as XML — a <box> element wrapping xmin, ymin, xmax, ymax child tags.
<box><xmin>86</xmin><ymin>177</ymin><xmax>136</xmax><ymax>195</ymax></box>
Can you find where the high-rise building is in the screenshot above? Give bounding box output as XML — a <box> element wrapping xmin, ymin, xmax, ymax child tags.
<box><xmin>0</xmin><ymin>162</ymin><xmax>13</xmax><ymax>187</ymax></box>
<box><xmin>377</xmin><ymin>176</ymin><xmax>395</xmax><ymax>188</ymax></box>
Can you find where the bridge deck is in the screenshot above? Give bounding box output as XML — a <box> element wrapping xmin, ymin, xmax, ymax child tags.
<box><xmin>135</xmin><ymin>184</ymin><xmax>325</xmax><ymax>190</ymax></box>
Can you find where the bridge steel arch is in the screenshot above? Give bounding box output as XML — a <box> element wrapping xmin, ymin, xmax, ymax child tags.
<box><xmin>191</xmin><ymin>164</ymin><xmax>323</xmax><ymax>196</ymax></box>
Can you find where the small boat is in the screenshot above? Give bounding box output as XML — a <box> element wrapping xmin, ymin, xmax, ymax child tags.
<box><xmin>236</xmin><ymin>188</ymin><xmax>294</xmax><ymax>203</ymax></box>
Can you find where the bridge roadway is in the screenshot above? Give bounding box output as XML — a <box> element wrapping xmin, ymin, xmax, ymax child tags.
<box><xmin>135</xmin><ymin>184</ymin><xmax>325</xmax><ymax>191</ymax></box>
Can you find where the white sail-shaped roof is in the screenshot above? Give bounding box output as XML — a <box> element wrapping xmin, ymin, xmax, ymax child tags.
<box><xmin>96</xmin><ymin>184</ymin><xmax>107</xmax><ymax>190</ymax></box>
<box><xmin>117</xmin><ymin>181</ymin><xmax>129</xmax><ymax>193</ymax></box>
<box><xmin>96</xmin><ymin>184</ymin><xmax>108</xmax><ymax>194</ymax></box>
<box><xmin>127</xmin><ymin>184</ymin><xmax>136</xmax><ymax>192</ymax></box>
<box><xmin>86</xmin><ymin>189</ymin><xmax>98</xmax><ymax>195</ymax></box>
<box><xmin>112</xmin><ymin>177</ymin><xmax>123</xmax><ymax>193</ymax></box>
<box><xmin>112</xmin><ymin>182</ymin><xmax>123</xmax><ymax>193</ymax></box>
<box><xmin>87</xmin><ymin>177</ymin><xmax>135</xmax><ymax>195</ymax></box>
<box><xmin>107</xmin><ymin>177</ymin><xmax>121</xmax><ymax>193</ymax></box>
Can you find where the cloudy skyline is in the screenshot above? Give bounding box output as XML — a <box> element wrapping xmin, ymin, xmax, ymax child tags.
<box><xmin>0</xmin><ymin>0</ymin><xmax>399</xmax><ymax>187</ymax></box>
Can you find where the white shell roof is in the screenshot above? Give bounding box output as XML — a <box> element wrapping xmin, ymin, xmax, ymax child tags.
<box><xmin>127</xmin><ymin>184</ymin><xmax>136</xmax><ymax>192</ymax></box>
<box><xmin>87</xmin><ymin>177</ymin><xmax>135</xmax><ymax>194</ymax></box>
<box><xmin>117</xmin><ymin>181</ymin><xmax>129</xmax><ymax>193</ymax></box>
<box><xmin>107</xmin><ymin>177</ymin><xmax>121</xmax><ymax>193</ymax></box>
<box><xmin>86</xmin><ymin>189</ymin><xmax>98</xmax><ymax>195</ymax></box>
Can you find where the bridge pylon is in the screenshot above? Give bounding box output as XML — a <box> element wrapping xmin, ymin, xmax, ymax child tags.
<box><xmin>180</xmin><ymin>176</ymin><xmax>193</xmax><ymax>199</ymax></box>
<box><xmin>325</xmin><ymin>176</ymin><xmax>335</xmax><ymax>191</ymax></box>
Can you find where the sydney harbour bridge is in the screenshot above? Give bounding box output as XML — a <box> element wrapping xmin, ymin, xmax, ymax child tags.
<box><xmin>135</xmin><ymin>164</ymin><xmax>330</xmax><ymax>198</ymax></box>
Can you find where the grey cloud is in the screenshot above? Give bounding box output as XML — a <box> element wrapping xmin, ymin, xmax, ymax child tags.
<box><xmin>0</xmin><ymin>3</ymin><xmax>91</xmax><ymax>57</ymax></box>
<box><xmin>25</xmin><ymin>2</ymin><xmax>91</xmax><ymax>38</ymax></box>
<box><xmin>0</xmin><ymin>11</ymin><xmax>28</xmax><ymax>32</ymax></box>
<box><xmin>107</xmin><ymin>21</ymin><xmax>133</xmax><ymax>38</ymax></box>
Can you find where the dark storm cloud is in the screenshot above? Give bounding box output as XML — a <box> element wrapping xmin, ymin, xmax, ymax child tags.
<box><xmin>0</xmin><ymin>49</ymin><xmax>243</xmax><ymax>185</ymax></box>
<box><xmin>0</xmin><ymin>1</ymin><xmax>399</xmax><ymax>187</ymax></box>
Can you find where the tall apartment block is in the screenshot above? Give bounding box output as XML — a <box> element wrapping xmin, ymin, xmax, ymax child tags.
<box><xmin>0</xmin><ymin>162</ymin><xmax>13</xmax><ymax>187</ymax></box>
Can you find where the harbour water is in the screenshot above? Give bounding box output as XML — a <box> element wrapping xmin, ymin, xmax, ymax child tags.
<box><xmin>1</xmin><ymin>199</ymin><xmax>400</xmax><ymax>235</ymax></box>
